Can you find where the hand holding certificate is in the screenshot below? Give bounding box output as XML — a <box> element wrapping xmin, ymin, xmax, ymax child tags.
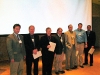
<box><xmin>88</xmin><ymin>48</ymin><xmax>95</xmax><ymax>55</ymax></box>
<box><xmin>48</xmin><ymin>42</ymin><xmax>56</xmax><ymax>52</ymax></box>
<box><xmin>33</xmin><ymin>51</ymin><xmax>42</xmax><ymax>59</ymax></box>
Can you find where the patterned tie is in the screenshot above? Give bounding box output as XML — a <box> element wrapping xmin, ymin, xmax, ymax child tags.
<box><xmin>17</xmin><ymin>34</ymin><xmax>20</xmax><ymax>40</ymax></box>
<box><xmin>17</xmin><ymin>34</ymin><xmax>22</xmax><ymax>47</ymax></box>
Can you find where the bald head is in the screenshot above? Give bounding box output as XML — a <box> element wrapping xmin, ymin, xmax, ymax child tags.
<box><xmin>68</xmin><ymin>24</ymin><xmax>73</xmax><ymax>31</ymax></box>
<box><xmin>29</xmin><ymin>25</ymin><xmax>35</xmax><ymax>35</ymax></box>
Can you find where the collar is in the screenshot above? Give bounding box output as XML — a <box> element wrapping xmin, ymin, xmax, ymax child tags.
<box><xmin>77</xmin><ymin>28</ymin><xmax>82</xmax><ymax>31</ymax></box>
<box><xmin>87</xmin><ymin>30</ymin><xmax>91</xmax><ymax>32</ymax></box>
<box><xmin>57</xmin><ymin>34</ymin><xmax>62</xmax><ymax>37</ymax></box>
<box><xmin>29</xmin><ymin>33</ymin><xmax>34</xmax><ymax>36</ymax></box>
<box><xmin>69</xmin><ymin>30</ymin><xmax>73</xmax><ymax>33</ymax></box>
<box><xmin>46</xmin><ymin>34</ymin><xmax>51</xmax><ymax>37</ymax></box>
<box><xmin>13</xmin><ymin>33</ymin><xmax>18</xmax><ymax>36</ymax></box>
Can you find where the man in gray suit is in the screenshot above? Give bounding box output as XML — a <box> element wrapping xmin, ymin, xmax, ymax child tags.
<box><xmin>7</xmin><ymin>24</ymin><xmax>26</xmax><ymax>75</ymax></box>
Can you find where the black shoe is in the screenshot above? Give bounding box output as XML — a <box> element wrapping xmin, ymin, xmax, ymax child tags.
<box><xmin>80</xmin><ymin>65</ymin><xmax>84</xmax><ymax>68</ymax></box>
<box><xmin>66</xmin><ymin>69</ymin><xmax>70</xmax><ymax>71</ymax></box>
<box><xmin>83</xmin><ymin>63</ymin><xmax>88</xmax><ymax>65</ymax></box>
<box><xmin>55</xmin><ymin>72</ymin><xmax>59</xmax><ymax>74</ymax></box>
<box><xmin>71</xmin><ymin>66</ymin><xmax>76</xmax><ymax>69</ymax></box>
<box><xmin>59</xmin><ymin>70</ymin><xmax>65</xmax><ymax>74</ymax></box>
<box><xmin>90</xmin><ymin>63</ymin><xmax>93</xmax><ymax>66</ymax></box>
<box><xmin>74</xmin><ymin>65</ymin><xmax>78</xmax><ymax>69</ymax></box>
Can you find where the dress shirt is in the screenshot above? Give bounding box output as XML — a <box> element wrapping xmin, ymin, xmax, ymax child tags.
<box><xmin>87</xmin><ymin>31</ymin><xmax>90</xmax><ymax>36</ymax></box>
<box><xmin>57</xmin><ymin>34</ymin><xmax>63</xmax><ymax>42</ymax></box>
<box><xmin>30</xmin><ymin>34</ymin><xmax>35</xmax><ymax>47</ymax></box>
<box><xmin>74</xmin><ymin>29</ymin><xmax>87</xmax><ymax>43</ymax></box>
<box><xmin>14</xmin><ymin>33</ymin><xmax>20</xmax><ymax>40</ymax></box>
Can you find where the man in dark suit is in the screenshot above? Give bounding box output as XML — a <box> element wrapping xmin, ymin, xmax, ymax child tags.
<box><xmin>54</xmin><ymin>28</ymin><xmax>65</xmax><ymax>74</ymax></box>
<box><xmin>7</xmin><ymin>24</ymin><xmax>26</xmax><ymax>75</ymax></box>
<box><xmin>24</xmin><ymin>25</ymin><xmax>40</xmax><ymax>75</ymax></box>
<box><xmin>84</xmin><ymin>25</ymin><xmax>96</xmax><ymax>66</ymax></box>
<box><xmin>40</xmin><ymin>27</ymin><xmax>57</xmax><ymax>75</ymax></box>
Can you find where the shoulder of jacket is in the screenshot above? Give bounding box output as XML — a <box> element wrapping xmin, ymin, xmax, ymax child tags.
<box><xmin>8</xmin><ymin>34</ymin><xmax>13</xmax><ymax>38</ymax></box>
<box><xmin>19</xmin><ymin>34</ymin><xmax>23</xmax><ymax>37</ymax></box>
<box><xmin>91</xmin><ymin>31</ymin><xmax>95</xmax><ymax>33</ymax></box>
<box><xmin>41</xmin><ymin>35</ymin><xmax>46</xmax><ymax>38</ymax></box>
<box><xmin>24</xmin><ymin>34</ymin><xmax>30</xmax><ymax>37</ymax></box>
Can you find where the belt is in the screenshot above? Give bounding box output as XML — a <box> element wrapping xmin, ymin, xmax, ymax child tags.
<box><xmin>77</xmin><ymin>42</ymin><xmax>84</xmax><ymax>44</ymax></box>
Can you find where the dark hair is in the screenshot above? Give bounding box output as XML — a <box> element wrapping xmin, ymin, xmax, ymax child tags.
<box><xmin>46</xmin><ymin>27</ymin><xmax>51</xmax><ymax>31</ymax></box>
<box><xmin>13</xmin><ymin>24</ymin><xmax>21</xmax><ymax>29</ymax></box>
<box><xmin>57</xmin><ymin>27</ymin><xmax>63</xmax><ymax>32</ymax></box>
<box><xmin>78</xmin><ymin>23</ymin><xmax>82</xmax><ymax>26</ymax></box>
<box><xmin>87</xmin><ymin>25</ymin><xmax>91</xmax><ymax>27</ymax></box>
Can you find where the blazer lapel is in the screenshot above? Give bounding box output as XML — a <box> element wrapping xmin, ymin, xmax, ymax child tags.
<box><xmin>56</xmin><ymin>34</ymin><xmax>63</xmax><ymax>43</ymax></box>
<box><xmin>28</xmin><ymin>34</ymin><xmax>34</xmax><ymax>43</ymax></box>
<box><xmin>12</xmin><ymin>33</ymin><xmax>19</xmax><ymax>41</ymax></box>
<box><xmin>56</xmin><ymin>34</ymin><xmax>59</xmax><ymax>39</ymax></box>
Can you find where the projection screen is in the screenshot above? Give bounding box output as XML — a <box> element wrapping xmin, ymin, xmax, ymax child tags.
<box><xmin>0</xmin><ymin>0</ymin><xmax>92</xmax><ymax>34</ymax></box>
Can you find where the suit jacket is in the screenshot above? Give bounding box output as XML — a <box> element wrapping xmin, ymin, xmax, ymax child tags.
<box><xmin>7</xmin><ymin>33</ymin><xmax>26</xmax><ymax>62</ymax></box>
<box><xmin>86</xmin><ymin>31</ymin><xmax>96</xmax><ymax>47</ymax></box>
<box><xmin>40</xmin><ymin>34</ymin><xmax>57</xmax><ymax>56</ymax></box>
<box><xmin>54</xmin><ymin>34</ymin><xmax>65</xmax><ymax>54</ymax></box>
<box><xmin>24</xmin><ymin>34</ymin><xmax>40</xmax><ymax>59</ymax></box>
<box><xmin>64</xmin><ymin>31</ymin><xmax>77</xmax><ymax>49</ymax></box>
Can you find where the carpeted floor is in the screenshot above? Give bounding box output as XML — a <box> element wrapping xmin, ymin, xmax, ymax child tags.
<box><xmin>0</xmin><ymin>48</ymin><xmax>100</xmax><ymax>75</ymax></box>
<box><xmin>0</xmin><ymin>69</ymin><xmax>6</xmax><ymax>74</ymax></box>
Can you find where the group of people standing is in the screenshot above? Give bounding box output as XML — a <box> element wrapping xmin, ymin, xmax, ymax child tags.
<box><xmin>7</xmin><ymin>23</ymin><xmax>96</xmax><ymax>75</ymax></box>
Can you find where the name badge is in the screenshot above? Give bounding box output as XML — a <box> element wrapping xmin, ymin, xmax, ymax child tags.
<box><xmin>19</xmin><ymin>40</ymin><xmax>22</xmax><ymax>43</ymax></box>
<box><xmin>32</xmin><ymin>39</ymin><xmax>34</xmax><ymax>42</ymax></box>
<box><xmin>60</xmin><ymin>38</ymin><xmax>63</xmax><ymax>42</ymax></box>
<box><xmin>78</xmin><ymin>33</ymin><xmax>81</xmax><ymax>36</ymax></box>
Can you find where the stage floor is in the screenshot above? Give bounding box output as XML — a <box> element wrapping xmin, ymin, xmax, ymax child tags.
<box><xmin>0</xmin><ymin>48</ymin><xmax>100</xmax><ymax>75</ymax></box>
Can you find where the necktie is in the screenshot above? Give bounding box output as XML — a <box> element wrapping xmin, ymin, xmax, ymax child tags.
<box><xmin>17</xmin><ymin>34</ymin><xmax>22</xmax><ymax>47</ymax></box>
<box><xmin>88</xmin><ymin>31</ymin><xmax>90</xmax><ymax>36</ymax></box>
<box><xmin>17</xmin><ymin>35</ymin><xmax>20</xmax><ymax>40</ymax></box>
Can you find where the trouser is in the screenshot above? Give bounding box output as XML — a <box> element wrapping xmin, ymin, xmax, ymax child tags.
<box><xmin>54</xmin><ymin>53</ymin><xmax>64</xmax><ymax>72</ymax></box>
<box><xmin>84</xmin><ymin>46</ymin><xmax>93</xmax><ymax>64</ymax></box>
<box><xmin>66</xmin><ymin>45</ymin><xmax>76</xmax><ymax>69</ymax></box>
<box><xmin>75</xmin><ymin>43</ymin><xmax>84</xmax><ymax>66</ymax></box>
<box><xmin>42</xmin><ymin>51</ymin><xmax>54</xmax><ymax>75</ymax></box>
<box><xmin>10</xmin><ymin>59</ymin><xmax>24</xmax><ymax>75</ymax></box>
<box><xmin>26</xmin><ymin>58</ymin><xmax>39</xmax><ymax>75</ymax></box>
